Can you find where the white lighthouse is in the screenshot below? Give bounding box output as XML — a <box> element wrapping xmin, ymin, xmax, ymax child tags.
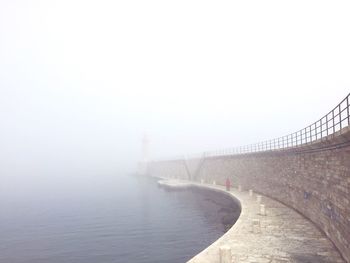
<box><xmin>138</xmin><ymin>134</ymin><xmax>150</xmax><ymax>175</ymax></box>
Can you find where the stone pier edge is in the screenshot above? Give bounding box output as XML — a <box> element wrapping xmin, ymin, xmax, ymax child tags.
<box><xmin>156</xmin><ymin>178</ymin><xmax>345</xmax><ymax>263</ymax></box>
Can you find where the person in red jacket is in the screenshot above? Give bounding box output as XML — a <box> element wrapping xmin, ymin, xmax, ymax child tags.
<box><xmin>225</xmin><ymin>177</ymin><xmax>231</xmax><ymax>191</ymax></box>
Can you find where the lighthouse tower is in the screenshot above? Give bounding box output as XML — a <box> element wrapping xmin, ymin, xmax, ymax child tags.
<box><xmin>138</xmin><ymin>134</ymin><xmax>150</xmax><ymax>175</ymax></box>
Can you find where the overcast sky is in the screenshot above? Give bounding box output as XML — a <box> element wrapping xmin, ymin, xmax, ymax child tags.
<box><xmin>1</xmin><ymin>0</ymin><xmax>349</xmax><ymax>177</ymax></box>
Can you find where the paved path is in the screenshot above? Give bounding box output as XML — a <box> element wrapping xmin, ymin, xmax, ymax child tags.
<box><xmin>158</xmin><ymin>179</ymin><xmax>344</xmax><ymax>263</ymax></box>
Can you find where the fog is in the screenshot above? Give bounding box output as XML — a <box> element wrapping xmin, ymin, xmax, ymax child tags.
<box><xmin>1</xmin><ymin>0</ymin><xmax>349</xmax><ymax>188</ymax></box>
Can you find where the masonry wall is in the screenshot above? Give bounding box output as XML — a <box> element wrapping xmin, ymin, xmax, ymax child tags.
<box><xmin>148</xmin><ymin>128</ymin><xmax>350</xmax><ymax>262</ymax></box>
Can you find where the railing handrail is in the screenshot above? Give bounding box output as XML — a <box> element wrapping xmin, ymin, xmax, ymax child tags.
<box><xmin>155</xmin><ymin>93</ymin><xmax>350</xmax><ymax>161</ymax></box>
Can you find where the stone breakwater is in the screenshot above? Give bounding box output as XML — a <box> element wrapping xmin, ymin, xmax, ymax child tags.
<box><xmin>149</xmin><ymin>127</ymin><xmax>350</xmax><ymax>262</ymax></box>
<box><xmin>157</xmin><ymin>178</ymin><xmax>344</xmax><ymax>263</ymax></box>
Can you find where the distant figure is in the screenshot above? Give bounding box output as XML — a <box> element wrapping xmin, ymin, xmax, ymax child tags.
<box><xmin>225</xmin><ymin>178</ymin><xmax>231</xmax><ymax>191</ymax></box>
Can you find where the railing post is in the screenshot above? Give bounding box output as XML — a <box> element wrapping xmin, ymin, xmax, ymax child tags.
<box><xmin>310</xmin><ymin>126</ymin><xmax>312</xmax><ymax>142</ymax></box>
<box><xmin>297</xmin><ymin>131</ymin><xmax>303</xmax><ymax>145</ymax></box>
<box><xmin>305</xmin><ymin>127</ymin><xmax>308</xmax><ymax>143</ymax></box>
<box><xmin>280</xmin><ymin>137</ymin><xmax>282</xmax><ymax>149</ymax></box>
<box><xmin>333</xmin><ymin>110</ymin><xmax>335</xmax><ymax>134</ymax></box>
<box><xmin>339</xmin><ymin>104</ymin><xmax>342</xmax><ymax>130</ymax></box>
<box><xmin>314</xmin><ymin>123</ymin><xmax>317</xmax><ymax>140</ymax></box>
<box><xmin>302</xmin><ymin>129</ymin><xmax>304</xmax><ymax>144</ymax></box>
<box><xmin>281</xmin><ymin>137</ymin><xmax>284</xmax><ymax>149</ymax></box>
<box><xmin>347</xmin><ymin>95</ymin><xmax>350</xmax><ymax>126</ymax></box>
<box><xmin>288</xmin><ymin>135</ymin><xmax>291</xmax><ymax>147</ymax></box>
<box><xmin>305</xmin><ymin>128</ymin><xmax>307</xmax><ymax>144</ymax></box>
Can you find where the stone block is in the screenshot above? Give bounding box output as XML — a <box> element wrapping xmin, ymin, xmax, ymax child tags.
<box><xmin>219</xmin><ymin>245</ymin><xmax>232</xmax><ymax>263</ymax></box>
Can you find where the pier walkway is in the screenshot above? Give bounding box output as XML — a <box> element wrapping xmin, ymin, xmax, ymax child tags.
<box><xmin>158</xmin><ymin>179</ymin><xmax>344</xmax><ymax>263</ymax></box>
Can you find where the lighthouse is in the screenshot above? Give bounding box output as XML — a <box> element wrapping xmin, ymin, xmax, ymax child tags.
<box><xmin>138</xmin><ymin>134</ymin><xmax>149</xmax><ymax>175</ymax></box>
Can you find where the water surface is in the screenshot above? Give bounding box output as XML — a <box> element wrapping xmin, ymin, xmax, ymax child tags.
<box><xmin>0</xmin><ymin>173</ymin><xmax>238</xmax><ymax>263</ymax></box>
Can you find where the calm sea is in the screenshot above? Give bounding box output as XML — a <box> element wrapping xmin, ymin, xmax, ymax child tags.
<box><xmin>0</xmin><ymin>173</ymin><xmax>238</xmax><ymax>263</ymax></box>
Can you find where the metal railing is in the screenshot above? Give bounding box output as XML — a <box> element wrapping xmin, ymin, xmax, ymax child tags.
<box><xmin>201</xmin><ymin>93</ymin><xmax>350</xmax><ymax>157</ymax></box>
<box><xmin>155</xmin><ymin>93</ymin><xmax>350</xmax><ymax>161</ymax></box>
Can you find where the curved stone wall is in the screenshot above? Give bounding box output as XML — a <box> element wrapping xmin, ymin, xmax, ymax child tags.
<box><xmin>149</xmin><ymin>127</ymin><xmax>350</xmax><ymax>262</ymax></box>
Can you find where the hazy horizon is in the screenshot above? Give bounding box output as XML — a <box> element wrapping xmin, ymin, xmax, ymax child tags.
<box><xmin>1</xmin><ymin>0</ymin><xmax>349</xmax><ymax>180</ymax></box>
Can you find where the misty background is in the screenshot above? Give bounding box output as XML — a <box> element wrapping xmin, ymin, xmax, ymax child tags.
<box><xmin>0</xmin><ymin>0</ymin><xmax>349</xmax><ymax>193</ymax></box>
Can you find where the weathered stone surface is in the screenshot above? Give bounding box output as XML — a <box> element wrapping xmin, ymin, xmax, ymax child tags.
<box><xmin>157</xmin><ymin>179</ymin><xmax>344</xmax><ymax>263</ymax></box>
